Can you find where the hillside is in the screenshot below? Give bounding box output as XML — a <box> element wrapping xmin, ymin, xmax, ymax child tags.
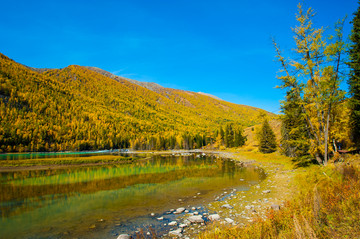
<box><xmin>0</xmin><ymin>53</ymin><xmax>274</xmax><ymax>152</ymax></box>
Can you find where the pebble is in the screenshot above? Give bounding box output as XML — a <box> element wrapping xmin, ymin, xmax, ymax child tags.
<box><xmin>225</xmin><ymin>218</ymin><xmax>234</xmax><ymax>224</ymax></box>
<box><xmin>271</xmin><ymin>204</ymin><xmax>281</xmax><ymax>210</ymax></box>
<box><xmin>168</xmin><ymin>221</ymin><xmax>177</xmax><ymax>226</ymax></box>
<box><xmin>221</xmin><ymin>204</ymin><xmax>233</xmax><ymax>209</ymax></box>
<box><xmin>187</xmin><ymin>215</ymin><xmax>204</xmax><ymax>223</ymax></box>
<box><xmin>174</xmin><ymin>207</ymin><xmax>186</xmax><ymax>214</ymax></box>
<box><xmin>169</xmin><ymin>228</ymin><xmax>182</xmax><ymax>237</ymax></box>
<box><xmin>208</xmin><ymin>214</ymin><xmax>221</xmax><ymax>221</ymax></box>
<box><xmin>117</xmin><ymin>234</ymin><xmax>131</xmax><ymax>239</ymax></box>
<box><xmin>179</xmin><ymin>223</ymin><xmax>188</xmax><ymax>228</ymax></box>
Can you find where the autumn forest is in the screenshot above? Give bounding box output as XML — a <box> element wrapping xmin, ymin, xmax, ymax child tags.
<box><xmin>0</xmin><ymin>53</ymin><xmax>269</xmax><ymax>153</ymax></box>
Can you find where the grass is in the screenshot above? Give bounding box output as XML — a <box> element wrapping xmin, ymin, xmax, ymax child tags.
<box><xmin>198</xmin><ymin>154</ymin><xmax>360</xmax><ymax>239</ymax></box>
<box><xmin>0</xmin><ymin>155</ymin><xmax>134</xmax><ymax>167</ymax></box>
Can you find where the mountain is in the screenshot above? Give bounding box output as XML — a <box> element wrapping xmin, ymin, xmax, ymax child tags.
<box><xmin>0</xmin><ymin>53</ymin><xmax>274</xmax><ymax>152</ymax></box>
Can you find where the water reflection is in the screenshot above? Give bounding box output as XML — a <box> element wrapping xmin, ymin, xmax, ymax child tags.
<box><xmin>0</xmin><ymin>154</ymin><xmax>266</xmax><ymax>239</ymax></box>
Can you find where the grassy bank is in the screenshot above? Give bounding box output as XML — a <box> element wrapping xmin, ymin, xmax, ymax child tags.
<box><xmin>0</xmin><ymin>154</ymin><xmax>135</xmax><ymax>169</ymax></box>
<box><xmin>199</xmin><ymin>152</ymin><xmax>360</xmax><ymax>239</ymax></box>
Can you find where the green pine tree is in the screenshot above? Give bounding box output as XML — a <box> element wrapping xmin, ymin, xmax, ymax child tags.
<box><xmin>348</xmin><ymin>1</ymin><xmax>360</xmax><ymax>146</ymax></box>
<box><xmin>258</xmin><ymin>119</ymin><xmax>277</xmax><ymax>154</ymax></box>
<box><xmin>280</xmin><ymin>89</ymin><xmax>310</xmax><ymax>157</ymax></box>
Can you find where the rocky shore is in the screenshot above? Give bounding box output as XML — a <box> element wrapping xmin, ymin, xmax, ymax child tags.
<box><xmin>115</xmin><ymin>150</ymin><xmax>296</xmax><ymax>239</ymax></box>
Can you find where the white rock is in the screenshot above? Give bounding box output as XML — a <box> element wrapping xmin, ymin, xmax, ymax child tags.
<box><xmin>117</xmin><ymin>234</ymin><xmax>131</xmax><ymax>239</ymax></box>
<box><xmin>183</xmin><ymin>219</ymin><xmax>191</xmax><ymax>226</ymax></box>
<box><xmin>271</xmin><ymin>204</ymin><xmax>281</xmax><ymax>210</ymax></box>
<box><xmin>174</xmin><ymin>207</ymin><xmax>186</xmax><ymax>214</ymax></box>
<box><xmin>187</xmin><ymin>215</ymin><xmax>204</xmax><ymax>223</ymax></box>
<box><xmin>157</xmin><ymin>217</ymin><xmax>164</xmax><ymax>221</ymax></box>
<box><xmin>225</xmin><ymin>218</ymin><xmax>234</xmax><ymax>224</ymax></box>
<box><xmin>179</xmin><ymin>223</ymin><xmax>188</xmax><ymax>228</ymax></box>
<box><xmin>168</xmin><ymin>221</ymin><xmax>177</xmax><ymax>226</ymax></box>
<box><xmin>262</xmin><ymin>190</ymin><xmax>271</xmax><ymax>194</ymax></box>
<box><xmin>169</xmin><ymin>228</ymin><xmax>182</xmax><ymax>237</ymax></box>
<box><xmin>193</xmin><ymin>211</ymin><xmax>199</xmax><ymax>215</ymax></box>
<box><xmin>150</xmin><ymin>213</ymin><xmax>155</xmax><ymax>216</ymax></box>
<box><xmin>208</xmin><ymin>214</ymin><xmax>221</xmax><ymax>221</ymax></box>
<box><xmin>191</xmin><ymin>207</ymin><xmax>196</xmax><ymax>210</ymax></box>
<box><xmin>221</xmin><ymin>204</ymin><xmax>233</xmax><ymax>209</ymax></box>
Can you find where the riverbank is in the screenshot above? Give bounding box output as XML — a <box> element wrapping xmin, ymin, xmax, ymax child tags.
<box><xmin>197</xmin><ymin>151</ymin><xmax>360</xmax><ymax>239</ymax></box>
<box><xmin>0</xmin><ymin>154</ymin><xmax>138</xmax><ymax>172</ymax></box>
<box><xmin>3</xmin><ymin>149</ymin><xmax>358</xmax><ymax>238</ymax></box>
<box><xmin>159</xmin><ymin>149</ymin><xmax>298</xmax><ymax>239</ymax></box>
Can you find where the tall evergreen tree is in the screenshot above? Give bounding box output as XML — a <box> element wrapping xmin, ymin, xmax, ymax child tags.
<box><xmin>234</xmin><ymin>129</ymin><xmax>247</xmax><ymax>147</ymax></box>
<box><xmin>348</xmin><ymin>1</ymin><xmax>360</xmax><ymax>146</ymax></box>
<box><xmin>258</xmin><ymin>119</ymin><xmax>277</xmax><ymax>154</ymax></box>
<box><xmin>280</xmin><ymin>89</ymin><xmax>310</xmax><ymax>157</ymax></box>
<box><xmin>273</xmin><ymin>4</ymin><xmax>346</xmax><ymax>164</ymax></box>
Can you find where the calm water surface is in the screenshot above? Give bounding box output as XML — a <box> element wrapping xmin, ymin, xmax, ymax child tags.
<box><xmin>0</xmin><ymin>153</ymin><xmax>266</xmax><ymax>238</ymax></box>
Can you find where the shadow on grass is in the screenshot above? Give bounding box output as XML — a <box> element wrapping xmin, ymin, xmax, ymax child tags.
<box><xmin>291</xmin><ymin>156</ymin><xmax>319</xmax><ymax>168</ymax></box>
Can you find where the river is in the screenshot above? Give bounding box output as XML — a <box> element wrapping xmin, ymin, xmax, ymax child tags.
<box><xmin>0</xmin><ymin>152</ymin><xmax>266</xmax><ymax>238</ymax></box>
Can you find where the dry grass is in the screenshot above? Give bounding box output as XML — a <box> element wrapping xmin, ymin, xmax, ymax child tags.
<box><xmin>198</xmin><ymin>156</ymin><xmax>360</xmax><ymax>239</ymax></box>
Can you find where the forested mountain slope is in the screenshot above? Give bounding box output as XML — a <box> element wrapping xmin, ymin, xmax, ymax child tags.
<box><xmin>0</xmin><ymin>53</ymin><xmax>274</xmax><ymax>152</ymax></box>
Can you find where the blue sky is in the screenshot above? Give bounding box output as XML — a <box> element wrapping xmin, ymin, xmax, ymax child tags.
<box><xmin>0</xmin><ymin>0</ymin><xmax>358</xmax><ymax>113</ymax></box>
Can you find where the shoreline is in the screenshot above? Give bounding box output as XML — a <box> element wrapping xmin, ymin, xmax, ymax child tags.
<box><xmin>0</xmin><ymin>149</ymin><xmax>297</xmax><ymax>238</ymax></box>
<box><xmin>169</xmin><ymin>150</ymin><xmax>297</xmax><ymax>238</ymax></box>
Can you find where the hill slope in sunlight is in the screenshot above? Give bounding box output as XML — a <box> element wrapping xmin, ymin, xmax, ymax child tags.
<box><xmin>0</xmin><ymin>53</ymin><xmax>274</xmax><ymax>152</ymax></box>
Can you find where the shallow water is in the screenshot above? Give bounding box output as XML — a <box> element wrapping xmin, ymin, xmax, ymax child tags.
<box><xmin>0</xmin><ymin>153</ymin><xmax>266</xmax><ymax>238</ymax></box>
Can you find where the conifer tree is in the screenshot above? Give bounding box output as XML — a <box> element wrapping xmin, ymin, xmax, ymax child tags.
<box><xmin>234</xmin><ymin>129</ymin><xmax>247</xmax><ymax>147</ymax></box>
<box><xmin>274</xmin><ymin>4</ymin><xmax>346</xmax><ymax>164</ymax></box>
<box><xmin>280</xmin><ymin>89</ymin><xmax>310</xmax><ymax>157</ymax></box>
<box><xmin>348</xmin><ymin>1</ymin><xmax>360</xmax><ymax>146</ymax></box>
<box><xmin>258</xmin><ymin>119</ymin><xmax>277</xmax><ymax>153</ymax></box>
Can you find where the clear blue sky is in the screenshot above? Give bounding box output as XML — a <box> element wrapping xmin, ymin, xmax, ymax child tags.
<box><xmin>0</xmin><ymin>0</ymin><xmax>358</xmax><ymax>113</ymax></box>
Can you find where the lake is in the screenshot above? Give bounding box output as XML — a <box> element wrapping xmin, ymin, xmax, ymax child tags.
<box><xmin>0</xmin><ymin>152</ymin><xmax>266</xmax><ymax>238</ymax></box>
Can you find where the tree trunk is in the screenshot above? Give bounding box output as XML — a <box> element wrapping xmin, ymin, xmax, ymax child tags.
<box><xmin>324</xmin><ymin>104</ymin><xmax>331</xmax><ymax>165</ymax></box>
